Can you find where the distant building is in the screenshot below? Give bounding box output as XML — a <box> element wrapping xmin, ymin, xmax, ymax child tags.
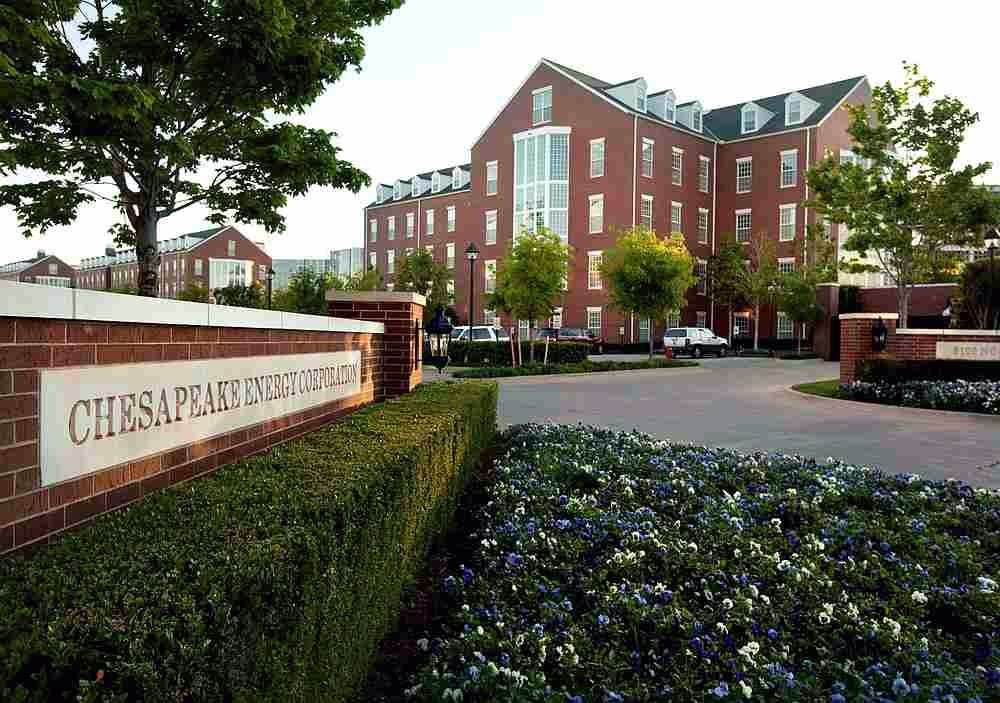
<box><xmin>0</xmin><ymin>251</ymin><xmax>76</xmax><ymax>287</ymax></box>
<box><xmin>76</xmin><ymin>225</ymin><xmax>271</xmax><ymax>298</ymax></box>
<box><xmin>271</xmin><ymin>247</ymin><xmax>365</xmax><ymax>290</ymax></box>
<box><xmin>330</xmin><ymin>247</ymin><xmax>364</xmax><ymax>280</ymax></box>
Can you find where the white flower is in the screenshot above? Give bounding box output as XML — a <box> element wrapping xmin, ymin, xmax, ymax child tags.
<box><xmin>818</xmin><ymin>612</ymin><xmax>831</xmax><ymax>625</ymax></box>
<box><xmin>911</xmin><ymin>591</ymin><xmax>928</xmax><ymax>605</ymax></box>
<box><xmin>722</xmin><ymin>598</ymin><xmax>734</xmax><ymax>610</ymax></box>
<box><xmin>978</xmin><ymin>576</ymin><xmax>998</xmax><ymax>594</ymax></box>
<box><xmin>740</xmin><ymin>680</ymin><xmax>753</xmax><ymax>698</ymax></box>
<box><xmin>416</xmin><ymin>638</ymin><xmax>429</xmax><ymax>651</ymax></box>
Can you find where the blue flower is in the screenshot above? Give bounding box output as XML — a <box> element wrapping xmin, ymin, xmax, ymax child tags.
<box><xmin>892</xmin><ymin>676</ymin><xmax>910</xmax><ymax>696</ymax></box>
<box><xmin>712</xmin><ymin>681</ymin><xmax>730</xmax><ymax>698</ymax></box>
<box><xmin>831</xmin><ymin>695</ymin><xmax>846</xmax><ymax>703</ymax></box>
<box><xmin>461</xmin><ymin>566</ymin><xmax>474</xmax><ymax>585</ymax></box>
<box><xmin>597</xmin><ymin>614</ymin><xmax>610</xmax><ymax>627</ymax></box>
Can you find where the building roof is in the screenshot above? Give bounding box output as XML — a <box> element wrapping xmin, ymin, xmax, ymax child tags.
<box><xmin>184</xmin><ymin>226</ymin><xmax>227</xmax><ymax>240</ymax></box>
<box><xmin>704</xmin><ymin>75</ymin><xmax>866</xmax><ymax>141</ymax></box>
<box><xmin>367</xmin><ymin>163</ymin><xmax>472</xmax><ymax>208</ymax></box>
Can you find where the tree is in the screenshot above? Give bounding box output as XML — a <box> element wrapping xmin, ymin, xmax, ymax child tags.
<box><xmin>214</xmin><ymin>283</ymin><xmax>263</xmax><ymax>309</ymax></box>
<box><xmin>0</xmin><ymin>1</ymin><xmax>400</xmax><ymax>296</ymax></box>
<box><xmin>489</xmin><ymin>228</ymin><xmax>570</xmax><ymax>363</ymax></box>
<box><xmin>276</xmin><ymin>268</ymin><xmax>333</xmax><ymax>315</ymax></box>
<box><xmin>394</xmin><ymin>249</ymin><xmax>452</xmax><ymax>324</ymax></box>
<box><xmin>806</xmin><ymin>62</ymin><xmax>999</xmax><ymax>328</ymax></box>
<box><xmin>955</xmin><ymin>258</ymin><xmax>1000</xmax><ymax>330</ymax></box>
<box><xmin>707</xmin><ymin>233</ymin><xmax>747</xmax><ymax>344</ymax></box>
<box><xmin>778</xmin><ymin>271</ymin><xmax>823</xmax><ymax>354</ymax></box>
<box><xmin>601</xmin><ymin>228</ymin><xmax>696</xmax><ymax>359</ymax></box>
<box><xmin>345</xmin><ymin>268</ymin><xmax>382</xmax><ymax>292</ymax></box>
<box><xmin>177</xmin><ymin>282</ymin><xmax>210</xmax><ymax>303</ymax></box>
<box><xmin>737</xmin><ymin>231</ymin><xmax>780</xmax><ymax>351</ymax></box>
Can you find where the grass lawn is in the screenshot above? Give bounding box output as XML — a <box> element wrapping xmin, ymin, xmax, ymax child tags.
<box><xmin>793</xmin><ymin>378</ymin><xmax>840</xmax><ymax>398</ymax></box>
<box><xmin>452</xmin><ymin>358</ymin><xmax>698</xmax><ymax>379</ymax></box>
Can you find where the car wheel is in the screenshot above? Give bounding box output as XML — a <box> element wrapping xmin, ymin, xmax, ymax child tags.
<box><xmin>692</xmin><ymin>346</ymin><xmax>703</xmax><ymax>359</ymax></box>
<box><xmin>719</xmin><ymin>345</ymin><xmax>728</xmax><ymax>358</ymax></box>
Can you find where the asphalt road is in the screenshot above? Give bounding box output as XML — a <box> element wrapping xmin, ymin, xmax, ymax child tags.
<box><xmin>488</xmin><ymin>357</ymin><xmax>1000</xmax><ymax>486</ymax></box>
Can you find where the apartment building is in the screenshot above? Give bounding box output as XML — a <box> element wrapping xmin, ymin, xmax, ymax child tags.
<box><xmin>271</xmin><ymin>248</ymin><xmax>365</xmax><ymax>290</ymax></box>
<box><xmin>364</xmin><ymin>58</ymin><xmax>870</xmax><ymax>343</ymax></box>
<box><xmin>76</xmin><ymin>225</ymin><xmax>272</xmax><ymax>298</ymax></box>
<box><xmin>0</xmin><ymin>251</ymin><xmax>76</xmax><ymax>287</ymax></box>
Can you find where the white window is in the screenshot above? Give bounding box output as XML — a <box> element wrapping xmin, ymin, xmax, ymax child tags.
<box><xmin>736</xmin><ymin>209</ymin><xmax>752</xmax><ymax>243</ymax></box>
<box><xmin>666</xmin><ymin>311</ymin><xmax>680</xmax><ymax>330</ymax></box>
<box><xmin>671</xmin><ymin>201</ymin><xmax>682</xmax><ymax>234</ymax></box>
<box><xmin>587</xmin><ymin>251</ymin><xmax>603</xmax><ymax>290</ymax></box>
<box><xmin>696</xmin><ymin>311</ymin><xmax>707</xmax><ymax>329</ymax></box>
<box><xmin>589</xmin><ymin>194</ymin><xmax>604</xmax><ymax>234</ymax></box>
<box><xmin>777</xmin><ymin>312</ymin><xmax>794</xmax><ymax>339</ymax></box>
<box><xmin>638</xmin><ymin>318</ymin><xmax>650</xmax><ymax>343</ymax></box>
<box><xmin>587</xmin><ymin>307</ymin><xmax>602</xmax><ymax>337</ymax></box>
<box><xmin>406</xmin><ymin>212</ymin><xmax>415</xmax><ymax>238</ymax></box>
<box><xmin>692</xmin><ymin>104</ymin><xmax>702</xmax><ymax>132</ymax></box>
<box><xmin>840</xmin><ymin>149</ymin><xmax>858</xmax><ymax>166</ymax></box>
<box><xmin>778</xmin><ymin>258</ymin><xmax>796</xmax><ymax>274</ymax></box>
<box><xmin>431</xmin><ymin>173</ymin><xmax>442</xmax><ymax>193</ymax></box>
<box><xmin>590</xmin><ymin>138</ymin><xmax>605</xmax><ymax>178</ymax></box>
<box><xmin>696</xmin><ymin>259</ymin><xmax>707</xmax><ymax>295</ymax></box>
<box><xmin>368</xmin><ymin>251</ymin><xmax>376</xmax><ymax>270</ymax></box>
<box><xmin>35</xmin><ymin>276</ymin><xmax>70</xmax><ymax>287</ymax></box>
<box><xmin>47</xmin><ymin>263</ymin><xmax>58</xmax><ymax>275</ymax></box>
<box><xmin>513</xmin><ymin>129</ymin><xmax>570</xmax><ymax>241</ymax></box>
<box><xmin>425</xmin><ymin>209</ymin><xmax>434</xmax><ymax>236</ymax></box>
<box><xmin>665</xmin><ymin>93</ymin><xmax>676</xmax><ymax>123</ymax></box>
<box><xmin>209</xmin><ymin>259</ymin><xmax>252</xmax><ymax>289</ymax></box>
<box><xmin>671</xmin><ymin>147</ymin><xmax>683</xmax><ymax>186</ymax></box>
<box><xmin>227</xmin><ymin>240</ymin><xmax>236</xmax><ymax>257</ymax></box>
<box><xmin>486</xmin><ymin>161</ymin><xmax>498</xmax><ymax>196</ymax></box>
<box><xmin>446</xmin><ymin>242</ymin><xmax>455</xmax><ymax>269</ymax></box>
<box><xmin>393</xmin><ymin>183</ymin><xmax>402</xmax><ymax>200</ymax></box>
<box><xmin>388</xmin><ymin>216</ymin><xmax>396</xmax><ymax>240</ymax></box>
<box><xmin>641</xmin><ymin>138</ymin><xmax>654</xmax><ymax>177</ymax></box>
<box><xmin>786</xmin><ymin>98</ymin><xmax>802</xmax><ymax>125</ymax></box>
<box><xmin>485</xmin><ymin>259</ymin><xmax>497</xmax><ymax>294</ymax></box>
<box><xmin>447</xmin><ymin>206</ymin><xmax>456</xmax><ymax>232</ymax></box>
<box><xmin>697</xmin><ymin>209</ymin><xmax>709</xmax><ymax>244</ymax></box>
<box><xmin>447</xmin><ymin>280</ymin><xmax>454</xmax><ymax>300</ymax></box>
<box><xmin>425</xmin><ymin>244</ymin><xmax>434</xmax><ymax>255</ymax></box>
<box><xmin>736</xmin><ymin>158</ymin><xmax>752</xmax><ymax>193</ymax></box>
<box><xmin>640</xmin><ymin>194</ymin><xmax>654</xmax><ymax>230</ymax></box>
<box><xmin>742</xmin><ymin>105</ymin><xmax>757</xmax><ymax>134</ymax></box>
<box><xmin>780</xmin><ymin>149</ymin><xmax>798</xmax><ymax>188</ymax></box>
<box><xmin>551</xmin><ymin>307</ymin><xmax>562</xmax><ymax>329</ymax></box>
<box><xmin>386</xmin><ymin>249</ymin><xmax>395</xmax><ymax>274</ymax></box>
<box><xmin>698</xmin><ymin>156</ymin><xmax>711</xmax><ymax>193</ymax></box>
<box><xmin>194</xmin><ymin>259</ymin><xmax>203</xmax><ymax>276</ymax></box>
<box><xmin>485</xmin><ymin>210</ymin><xmax>497</xmax><ymax>245</ymax></box>
<box><xmin>484</xmin><ymin>309</ymin><xmax>497</xmax><ymax>327</ymax></box>
<box><xmin>779</xmin><ymin>204</ymin><xmax>797</xmax><ymax>241</ymax></box>
<box><xmin>532</xmin><ymin>86</ymin><xmax>552</xmax><ymax>125</ymax></box>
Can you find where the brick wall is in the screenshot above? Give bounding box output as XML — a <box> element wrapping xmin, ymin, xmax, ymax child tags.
<box><xmin>0</xmin><ymin>289</ymin><xmax>403</xmax><ymax>556</ymax></box>
<box><xmin>839</xmin><ymin>313</ymin><xmax>897</xmax><ymax>383</ymax></box>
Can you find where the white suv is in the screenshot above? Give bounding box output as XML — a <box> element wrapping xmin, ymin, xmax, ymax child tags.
<box><xmin>450</xmin><ymin>326</ymin><xmax>511</xmax><ymax>343</ymax></box>
<box><xmin>663</xmin><ymin>327</ymin><xmax>728</xmax><ymax>358</ymax></box>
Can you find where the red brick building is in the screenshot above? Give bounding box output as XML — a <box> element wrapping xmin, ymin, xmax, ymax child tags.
<box><xmin>363</xmin><ymin>59</ymin><xmax>870</xmax><ymax>344</ymax></box>
<box><xmin>0</xmin><ymin>252</ymin><xmax>76</xmax><ymax>288</ymax></box>
<box><xmin>76</xmin><ymin>226</ymin><xmax>272</xmax><ymax>299</ymax></box>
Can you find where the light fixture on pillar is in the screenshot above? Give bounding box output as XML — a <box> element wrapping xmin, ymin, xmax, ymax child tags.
<box><xmin>425</xmin><ymin>305</ymin><xmax>454</xmax><ymax>372</ymax></box>
<box><xmin>266</xmin><ymin>267</ymin><xmax>275</xmax><ymax>309</ymax></box>
<box><xmin>871</xmin><ymin>316</ymin><xmax>888</xmax><ymax>352</ymax></box>
<box><xmin>464</xmin><ymin>242</ymin><xmax>480</xmax><ymax>326</ymax></box>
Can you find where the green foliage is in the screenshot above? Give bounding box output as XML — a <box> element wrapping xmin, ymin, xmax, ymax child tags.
<box><xmin>955</xmin><ymin>258</ymin><xmax>1000</xmax><ymax>329</ymax></box>
<box><xmin>108</xmin><ymin>285</ymin><xmax>139</xmax><ymax>296</ymax></box>
<box><xmin>601</xmin><ymin>228</ymin><xmax>696</xmax><ymax>358</ymax></box>
<box><xmin>213</xmin><ymin>282</ymin><xmax>263</xmax><ymax>309</ymax></box>
<box><xmin>736</xmin><ymin>231</ymin><xmax>780</xmax><ymax>350</ymax></box>
<box><xmin>856</xmin><ymin>358</ymin><xmax>1000</xmax><ymax>383</ymax></box>
<box><xmin>0</xmin><ymin>381</ymin><xmax>498</xmax><ymax>702</ymax></box>
<box><xmin>176</xmin><ymin>282</ymin><xmax>210</xmax><ymax>303</ymax></box>
<box><xmin>839</xmin><ymin>285</ymin><xmax>863</xmax><ymax>313</ymax></box>
<box><xmin>394</xmin><ymin>249</ymin><xmax>453</xmax><ymax>323</ymax></box>
<box><xmin>452</xmin><ymin>358</ymin><xmax>698</xmax><ymax>379</ymax></box>
<box><xmin>274</xmin><ymin>268</ymin><xmax>333</xmax><ymax>315</ymax></box>
<box><xmin>347</xmin><ymin>267</ymin><xmax>383</xmax><ymax>292</ymax></box>
<box><xmin>708</xmin><ymin>233</ymin><xmax>749</xmax><ymax>342</ymax></box>
<box><xmin>449</xmin><ymin>341</ymin><xmax>590</xmax><ymax>367</ymax></box>
<box><xmin>0</xmin><ymin>0</ymin><xmax>401</xmax><ymax>295</ymax></box>
<box><xmin>489</xmin><ymin>228</ymin><xmax>570</xmax><ymax>329</ymax></box>
<box><xmin>793</xmin><ymin>379</ymin><xmax>847</xmax><ymax>398</ymax></box>
<box><xmin>806</xmin><ymin>62</ymin><xmax>999</xmax><ymax>327</ymax></box>
<box><xmin>778</xmin><ymin>271</ymin><xmax>824</xmax><ymax>353</ymax></box>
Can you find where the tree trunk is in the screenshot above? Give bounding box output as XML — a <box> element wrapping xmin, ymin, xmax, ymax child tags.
<box><xmin>897</xmin><ymin>285</ymin><xmax>910</xmax><ymax>329</ymax></box>
<box><xmin>728</xmin><ymin>305</ymin><xmax>733</xmax><ymax>345</ymax></box>
<box><xmin>753</xmin><ymin>303</ymin><xmax>761</xmax><ymax>350</ymax></box>
<box><xmin>136</xmin><ymin>212</ymin><xmax>160</xmax><ymax>297</ymax></box>
<box><xmin>528</xmin><ymin>321</ymin><xmax>535</xmax><ymax>364</ymax></box>
<box><xmin>797</xmin><ymin>332</ymin><xmax>802</xmax><ymax>355</ymax></box>
<box><xmin>648</xmin><ymin>321</ymin><xmax>654</xmax><ymax>361</ymax></box>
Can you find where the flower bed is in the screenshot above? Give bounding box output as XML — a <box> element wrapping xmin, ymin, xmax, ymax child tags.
<box><xmin>838</xmin><ymin>379</ymin><xmax>1000</xmax><ymax>415</ymax></box>
<box><xmin>399</xmin><ymin>425</ymin><xmax>1000</xmax><ymax>702</ymax></box>
<box><xmin>453</xmin><ymin>359</ymin><xmax>698</xmax><ymax>379</ymax></box>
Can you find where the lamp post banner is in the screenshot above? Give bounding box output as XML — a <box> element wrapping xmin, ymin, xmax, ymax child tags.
<box><xmin>40</xmin><ymin>351</ymin><xmax>362</xmax><ymax>487</ymax></box>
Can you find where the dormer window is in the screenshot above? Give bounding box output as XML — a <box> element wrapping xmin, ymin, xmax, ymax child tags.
<box><xmin>393</xmin><ymin>183</ymin><xmax>402</xmax><ymax>200</ymax></box>
<box><xmin>636</xmin><ymin>85</ymin><xmax>647</xmax><ymax>112</ymax></box>
<box><xmin>786</xmin><ymin>97</ymin><xmax>802</xmax><ymax>125</ymax></box>
<box><xmin>742</xmin><ymin>105</ymin><xmax>757</xmax><ymax>134</ymax></box>
<box><xmin>664</xmin><ymin>92</ymin><xmax>676</xmax><ymax>123</ymax></box>
<box><xmin>452</xmin><ymin>167</ymin><xmax>463</xmax><ymax>186</ymax></box>
<box><xmin>431</xmin><ymin>173</ymin><xmax>441</xmax><ymax>193</ymax></box>
<box><xmin>691</xmin><ymin>103</ymin><xmax>702</xmax><ymax>133</ymax></box>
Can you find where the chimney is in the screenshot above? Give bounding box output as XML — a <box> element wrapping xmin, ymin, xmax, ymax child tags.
<box><xmin>36</xmin><ymin>249</ymin><xmax>46</xmax><ymax>259</ymax></box>
<box><xmin>105</xmin><ymin>246</ymin><xmax>116</xmax><ymax>256</ymax></box>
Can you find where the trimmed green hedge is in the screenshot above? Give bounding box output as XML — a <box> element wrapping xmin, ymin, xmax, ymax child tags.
<box><xmin>0</xmin><ymin>382</ymin><xmax>498</xmax><ymax>703</ymax></box>
<box><xmin>453</xmin><ymin>359</ymin><xmax>698</xmax><ymax>378</ymax></box>
<box><xmin>448</xmin><ymin>340</ymin><xmax>590</xmax><ymax>366</ymax></box>
<box><xmin>858</xmin><ymin>358</ymin><xmax>1000</xmax><ymax>383</ymax></box>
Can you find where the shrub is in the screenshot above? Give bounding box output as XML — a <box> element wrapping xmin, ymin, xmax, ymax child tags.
<box><xmin>448</xmin><ymin>341</ymin><xmax>590</xmax><ymax>367</ymax></box>
<box><xmin>733</xmin><ymin>335</ymin><xmax>808</xmax><ymax>352</ymax></box>
<box><xmin>0</xmin><ymin>382</ymin><xmax>498</xmax><ymax>703</ymax></box>
<box><xmin>401</xmin><ymin>424</ymin><xmax>1000</xmax><ymax>701</ymax></box>
<box><xmin>955</xmin><ymin>258</ymin><xmax>1000</xmax><ymax>329</ymax></box>
<box><xmin>838</xmin><ymin>379</ymin><xmax>1000</xmax><ymax>414</ymax></box>
<box><xmin>857</xmin><ymin>358</ymin><xmax>1000</xmax><ymax>383</ymax></box>
<box><xmin>452</xmin><ymin>359</ymin><xmax>698</xmax><ymax>378</ymax></box>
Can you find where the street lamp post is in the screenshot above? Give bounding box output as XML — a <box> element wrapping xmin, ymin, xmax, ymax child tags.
<box><xmin>989</xmin><ymin>239</ymin><xmax>999</xmax><ymax>329</ymax></box>
<box><xmin>266</xmin><ymin>267</ymin><xmax>275</xmax><ymax>309</ymax></box>
<box><xmin>465</xmin><ymin>242</ymin><xmax>480</xmax><ymax>327</ymax></box>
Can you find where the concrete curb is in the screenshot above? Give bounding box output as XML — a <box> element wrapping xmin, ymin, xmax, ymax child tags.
<box><xmin>786</xmin><ymin>387</ymin><xmax>1000</xmax><ymax>422</ymax></box>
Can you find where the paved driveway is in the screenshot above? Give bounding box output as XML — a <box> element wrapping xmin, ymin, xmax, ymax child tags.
<box><xmin>492</xmin><ymin>357</ymin><xmax>1000</xmax><ymax>486</ymax></box>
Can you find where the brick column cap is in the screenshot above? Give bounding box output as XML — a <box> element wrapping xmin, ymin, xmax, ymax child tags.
<box><xmin>840</xmin><ymin>312</ymin><xmax>899</xmax><ymax>321</ymax></box>
<box><xmin>815</xmin><ymin>282</ymin><xmax>841</xmax><ymax>289</ymax></box>
<box><xmin>326</xmin><ymin>291</ymin><xmax>427</xmax><ymax>306</ymax></box>
<box><xmin>896</xmin><ymin>328</ymin><xmax>1000</xmax><ymax>337</ymax></box>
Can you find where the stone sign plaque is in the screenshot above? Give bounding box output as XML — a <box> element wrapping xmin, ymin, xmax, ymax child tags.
<box><xmin>935</xmin><ymin>341</ymin><xmax>1000</xmax><ymax>362</ymax></box>
<box><xmin>40</xmin><ymin>351</ymin><xmax>362</xmax><ymax>487</ymax></box>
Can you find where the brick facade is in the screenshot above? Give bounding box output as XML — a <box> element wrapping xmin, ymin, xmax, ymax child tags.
<box><xmin>0</xmin><ymin>255</ymin><xmax>76</xmax><ymax>287</ymax></box>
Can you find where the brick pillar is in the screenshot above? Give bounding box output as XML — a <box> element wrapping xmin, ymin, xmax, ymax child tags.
<box><xmin>328</xmin><ymin>292</ymin><xmax>425</xmax><ymax>399</ymax></box>
<box><xmin>838</xmin><ymin>313</ymin><xmax>898</xmax><ymax>384</ymax></box>
<box><xmin>813</xmin><ymin>283</ymin><xmax>840</xmax><ymax>361</ymax></box>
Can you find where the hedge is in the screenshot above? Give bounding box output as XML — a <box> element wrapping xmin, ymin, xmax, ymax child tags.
<box><xmin>857</xmin><ymin>358</ymin><xmax>1000</xmax><ymax>383</ymax></box>
<box><xmin>0</xmin><ymin>381</ymin><xmax>498</xmax><ymax>703</ymax></box>
<box><xmin>448</xmin><ymin>340</ymin><xmax>590</xmax><ymax>366</ymax></box>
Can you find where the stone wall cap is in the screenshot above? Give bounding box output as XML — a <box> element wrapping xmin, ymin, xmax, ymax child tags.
<box><xmin>839</xmin><ymin>313</ymin><xmax>900</xmax><ymax>320</ymax></box>
<box><xmin>896</xmin><ymin>328</ymin><xmax>1000</xmax><ymax>337</ymax></box>
<box><xmin>327</xmin><ymin>290</ymin><xmax>427</xmax><ymax>306</ymax></box>
<box><xmin>815</xmin><ymin>282</ymin><xmax>841</xmax><ymax>288</ymax></box>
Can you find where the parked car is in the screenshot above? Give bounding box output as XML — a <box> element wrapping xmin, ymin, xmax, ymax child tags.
<box><xmin>663</xmin><ymin>327</ymin><xmax>728</xmax><ymax>358</ymax></box>
<box><xmin>533</xmin><ymin>326</ymin><xmax>603</xmax><ymax>353</ymax></box>
<box><xmin>449</xmin><ymin>325</ymin><xmax>511</xmax><ymax>343</ymax></box>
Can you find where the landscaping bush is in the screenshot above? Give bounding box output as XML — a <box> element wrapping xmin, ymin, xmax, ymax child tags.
<box><xmin>448</xmin><ymin>341</ymin><xmax>590</xmax><ymax>367</ymax></box>
<box><xmin>452</xmin><ymin>358</ymin><xmax>698</xmax><ymax>378</ymax></box>
<box><xmin>778</xmin><ymin>351</ymin><xmax>820</xmax><ymax>360</ymax></box>
<box><xmin>858</xmin><ymin>358</ymin><xmax>1000</xmax><ymax>383</ymax></box>
<box><xmin>838</xmin><ymin>379</ymin><xmax>1000</xmax><ymax>414</ymax></box>
<box><xmin>398</xmin><ymin>424</ymin><xmax>1000</xmax><ymax>701</ymax></box>
<box><xmin>0</xmin><ymin>382</ymin><xmax>498</xmax><ymax>703</ymax></box>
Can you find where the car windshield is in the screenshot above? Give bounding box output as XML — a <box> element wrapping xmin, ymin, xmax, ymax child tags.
<box><xmin>666</xmin><ymin>329</ymin><xmax>686</xmax><ymax>338</ymax></box>
<box><xmin>560</xmin><ymin>328</ymin><xmax>586</xmax><ymax>337</ymax></box>
<box><xmin>471</xmin><ymin>328</ymin><xmax>492</xmax><ymax>341</ymax></box>
<box><xmin>450</xmin><ymin>328</ymin><xmax>467</xmax><ymax>340</ymax></box>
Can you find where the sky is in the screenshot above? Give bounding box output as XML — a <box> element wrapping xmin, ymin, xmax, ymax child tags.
<box><xmin>2</xmin><ymin>0</ymin><xmax>998</xmax><ymax>265</ymax></box>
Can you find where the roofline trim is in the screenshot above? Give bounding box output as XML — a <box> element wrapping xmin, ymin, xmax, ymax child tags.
<box><xmin>472</xmin><ymin>59</ymin><xmax>547</xmax><ymax>147</ymax></box>
<box><xmin>365</xmin><ymin>186</ymin><xmax>472</xmax><ymax>211</ymax></box>
<box><xmin>815</xmin><ymin>76</ymin><xmax>869</xmax><ymax>128</ymax></box>
<box><xmin>717</xmin><ymin>125</ymin><xmax>810</xmax><ymax>145</ymax></box>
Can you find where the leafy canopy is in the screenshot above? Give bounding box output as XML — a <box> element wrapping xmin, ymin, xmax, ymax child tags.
<box><xmin>707</xmin><ymin>233</ymin><xmax>747</xmax><ymax>309</ymax></box>
<box><xmin>394</xmin><ymin>249</ymin><xmax>453</xmax><ymax>323</ymax></box>
<box><xmin>489</xmin><ymin>228</ymin><xmax>570</xmax><ymax>327</ymax></box>
<box><xmin>601</xmin><ymin>227</ymin><xmax>695</xmax><ymax>325</ymax></box>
